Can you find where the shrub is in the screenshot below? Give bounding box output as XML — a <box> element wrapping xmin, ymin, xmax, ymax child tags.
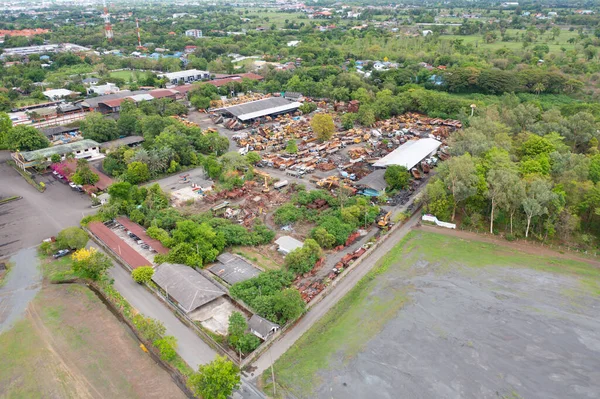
<box><xmin>56</xmin><ymin>226</ymin><xmax>89</xmax><ymax>250</ymax></box>
<box><xmin>131</xmin><ymin>266</ymin><xmax>154</xmax><ymax>284</ymax></box>
<box><xmin>153</xmin><ymin>336</ymin><xmax>177</xmax><ymax>361</ymax></box>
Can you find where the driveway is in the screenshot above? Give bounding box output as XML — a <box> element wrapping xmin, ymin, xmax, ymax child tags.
<box><xmin>107</xmin><ymin>261</ymin><xmax>218</xmax><ymax>367</ymax></box>
<box><xmin>104</xmin><ymin>250</ymin><xmax>264</xmax><ymax>399</ymax></box>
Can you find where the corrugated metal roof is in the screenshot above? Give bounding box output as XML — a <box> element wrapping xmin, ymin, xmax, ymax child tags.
<box><xmin>373</xmin><ymin>138</ymin><xmax>441</xmax><ymax>169</ymax></box>
<box><xmin>249</xmin><ymin>314</ymin><xmax>279</xmax><ymax>337</ymax></box>
<box><xmin>18</xmin><ymin>139</ymin><xmax>100</xmax><ymax>161</ymax></box>
<box><xmin>152</xmin><ymin>263</ymin><xmax>225</xmax><ymax>313</ymax></box>
<box><xmin>274</xmin><ymin>235</ymin><xmax>303</xmax><ymax>254</ymax></box>
<box><xmin>208</xmin><ymin>253</ymin><xmax>261</xmax><ymax>285</ymax></box>
<box><xmin>222</xmin><ymin>97</ymin><xmax>300</xmax><ymax>121</ymax></box>
<box><xmin>82</xmin><ymin>90</ymin><xmax>133</xmax><ymax>108</ymax></box>
<box><xmin>357</xmin><ymin>169</ymin><xmax>387</xmax><ymax>192</ymax></box>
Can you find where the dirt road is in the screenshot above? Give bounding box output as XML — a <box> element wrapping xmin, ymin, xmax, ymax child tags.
<box><xmin>248</xmin><ymin>211</ymin><xmax>422</xmax><ymax>378</ymax></box>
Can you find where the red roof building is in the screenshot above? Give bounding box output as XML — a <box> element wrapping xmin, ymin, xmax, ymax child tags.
<box><xmin>116</xmin><ymin>217</ymin><xmax>169</xmax><ymax>255</ymax></box>
<box><xmin>88</xmin><ymin>222</ymin><xmax>152</xmax><ymax>269</ymax></box>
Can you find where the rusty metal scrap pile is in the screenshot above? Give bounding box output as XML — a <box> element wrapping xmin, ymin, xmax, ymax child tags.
<box><xmin>203</xmin><ymin>181</ymin><xmax>294</xmax><ymax>227</ymax></box>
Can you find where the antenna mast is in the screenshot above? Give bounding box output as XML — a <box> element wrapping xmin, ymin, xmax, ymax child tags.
<box><xmin>102</xmin><ymin>0</ymin><xmax>113</xmax><ymax>42</ymax></box>
<box><xmin>136</xmin><ymin>18</ymin><xmax>142</xmax><ymax>48</ymax></box>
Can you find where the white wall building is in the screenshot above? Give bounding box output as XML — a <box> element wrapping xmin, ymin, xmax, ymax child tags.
<box><xmin>185</xmin><ymin>29</ymin><xmax>203</xmax><ymax>38</ymax></box>
<box><xmin>157</xmin><ymin>69</ymin><xmax>210</xmax><ymax>85</ymax></box>
<box><xmin>87</xmin><ymin>83</ymin><xmax>120</xmax><ymax>96</ymax></box>
<box><xmin>43</xmin><ymin>89</ymin><xmax>75</xmax><ymax>101</ymax></box>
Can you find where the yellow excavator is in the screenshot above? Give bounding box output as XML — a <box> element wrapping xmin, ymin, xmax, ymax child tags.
<box><xmin>254</xmin><ymin>169</ymin><xmax>271</xmax><ymax>193</ymax></box>
<box><xmin>377</xmin><ymin>211</ymin><xmax>392</xmax><ymax>228</ymax></box>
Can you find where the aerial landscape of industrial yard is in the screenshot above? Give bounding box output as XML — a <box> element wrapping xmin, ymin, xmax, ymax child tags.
<box><xmin>1</xmin><ymin>0</ymin><xmax>600</xmax><ymax>398</ymax></box>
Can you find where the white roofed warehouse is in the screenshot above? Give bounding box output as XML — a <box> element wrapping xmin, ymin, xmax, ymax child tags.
<box><xmin>218</xmin><ymin>97</ymin><xmax>301</xmax><ymax>123</ymax></box>
<box><xmin>373</xmin><ymin>138</ymin><xmax>442</xmax><ymax>169</ymax></box>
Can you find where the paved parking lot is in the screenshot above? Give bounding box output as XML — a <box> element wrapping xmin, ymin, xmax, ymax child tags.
<box><xmin>0</xmin><ymin>160</ymin><xmax>95</xmax><ymax>258</ymax></box>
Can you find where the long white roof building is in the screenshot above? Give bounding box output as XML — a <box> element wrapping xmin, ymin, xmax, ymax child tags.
<box><xmin>373</xmin><ymin>138</ymin><xmax>442</xmax><ymax>169</ymax></box>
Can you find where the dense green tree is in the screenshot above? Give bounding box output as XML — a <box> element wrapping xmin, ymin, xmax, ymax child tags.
<box><xmin>285</xmin><ymin>139</ymin><xmax>298</xmax><ymax>154</ymax></box>
<box><xmin>5</xmin><ymin>125</ymin><xmax>49</xmax><ymax>151</ymax></box>
<box><xmin>71</xmin><ymin>248</ymin><xmax>112</xmax><ymax>281</ymax></box>
<box><xmin>71</xmin><ymin>159</ymin><xmax>99</xmax><ymax>185</ymax></box>
<box><xmin>285</xmin><ymin>238</ymin><xmax>322</xmax><ymax>274</ymax></box>
<box><xmin>188</xmin><ymin>356</ymin><xmax>240</xmax><ymax>399</ymax></box>
<box><xmin>56</xmin><ymin>227</ymin><xmax>89</xmax><ymax>250</ymax></box>
<box><xmin>81</xmin><ymin>112</ymin><xmax>119</xmax><ymax>143</ymax></box>
<box><xmin>124</xmin><ymin>161</ymin><xmax>150</xmax><ymax>184</ymax></box>
<box><xmin>439</xmin><ymin>154</ymin><xmax>478</xmax><ymax>221</ymax></box>
<box><xmin>131</xmin><ymin>266</ymin><xmax>154</xmax><ymax>283</ymax></box>
<box><xmin>311</xmin><ymin>113</ymin><xmax>335</xmax><ymax>141</ymax></box>
<box><xmin>272</xmin><ymin>288</ymin><xmax>305</xmax><ymax>323</ymax></box>
<box><xmin>522</xmin><ymin>178</ymin><xmax>555</xmax><ymax>238</ymax></box>
<box><xmin>384</xmin><ymin>165</ymin><xmax>410</xmax><ymax>191</ymax></box>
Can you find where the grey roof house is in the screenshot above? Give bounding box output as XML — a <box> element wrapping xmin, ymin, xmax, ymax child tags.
<box><xmin>274</xmin><ymin>235</ymin><xmax>303</xmax><ymax>255</ymax></box>
<box><xmin>248</xmin><ymin>314</ymin><xmax>280</xmax><ymax>340</ymax></box>
<box><xmin>152</xmin><ymin>263</ymin><xmax>225</xmax><ymax>313</ymax></box>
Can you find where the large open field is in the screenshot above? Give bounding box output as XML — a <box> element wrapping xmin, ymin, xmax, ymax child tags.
<box><xmin>0</xmin><ymin>283</ymin><xmax>186</xmax><ymax>399</ymax></box>
<box><xmin>268</xmin><ymin>230</ymin><xmax>600</xmax><ymax>399</ymax></box>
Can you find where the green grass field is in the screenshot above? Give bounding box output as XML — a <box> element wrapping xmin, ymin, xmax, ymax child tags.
<box><xmin>267</xmin><ymin>230</ymin><xmax>600</xmax><ymax>396</ymax></box>
<box><xmin>109</xmin><ymin>70</ymin><xmax>138</xmax><ymax>82</ymax></box>
<box><xmin>243</xmin><ymin>8</ymin><xmax>307</xmax><ymax>27</ymax></box>
<box><xmin>440</xmin><ymin>28</ymin><xmax>580</xmax><ymax>54</ymax></box>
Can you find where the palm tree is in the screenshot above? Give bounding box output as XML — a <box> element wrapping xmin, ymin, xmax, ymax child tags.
<box><xmin>533</xmin><ymin>83</ymin><xmax>545</xmax><ymax>96</ymax></box>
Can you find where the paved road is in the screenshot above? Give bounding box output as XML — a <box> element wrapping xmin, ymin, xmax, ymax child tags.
<box><xmin>107</xmin><ymin>261</ymin><xmax>218</xmax><ymax>367</ymax></box>
<box><xmin>103</xmin><ymin>251</ymin><xmax>264</xmax><ymax>399</ymax></box>
<box><xmin>249</xmin><ymin>211</ymin><xmax>421</xmax><ymax>378</ymax></box>
<box><xmin>0</xmin><ymin>247</ymin><xmax>40</xmax><ymax>333</ymax></box>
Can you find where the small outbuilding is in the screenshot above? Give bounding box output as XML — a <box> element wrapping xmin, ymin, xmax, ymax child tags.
<box><xmin>274</xmin><ymin>235</ymin><xmax>303</xmax><ymax>255</ymax></box>
<box><xmin>357</xmin><ymin>169</ymin><xmax>386</xmax><ymax>195</ymax></box>
<box><xmin>248</xmin><ymin>314</ymin><xmax>280</xmax><ymax>340</ymax></box>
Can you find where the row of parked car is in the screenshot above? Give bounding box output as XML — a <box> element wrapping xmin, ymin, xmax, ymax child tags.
<box><xmin>51</xmin><ymin>170</ymin><xmax>84</xmax><ymax>192</ymax></box>
<box><xmin>103</xmin><ymin>219</ymin><xmax>156</xmax><ymax>253</ymax></box>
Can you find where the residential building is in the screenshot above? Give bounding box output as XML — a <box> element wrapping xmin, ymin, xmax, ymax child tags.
<box><xmin>185</xmin><ymin>29</ymin><xmax>203</xmax><ymax>38</ymax></box>
<box><xmin>11</xmin><ymin>139</ymin><xmax>102</xmax><ymax>170</ymax></box>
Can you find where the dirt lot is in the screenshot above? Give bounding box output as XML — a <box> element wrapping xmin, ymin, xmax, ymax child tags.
<box><xmin>0</xmin><ymin>284</ymin><xmax>186</xmax><ymax>399</ymax></box>
<box><xmin>271</xmin><ymin>230</ymin><xmax>600</xmax><ymax>399</ymax></box>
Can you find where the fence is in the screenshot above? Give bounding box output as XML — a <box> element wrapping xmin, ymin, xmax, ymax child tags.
<box><xmin>31</xmin><ymin>111</ymin><xmax>89</xmax><ymax>128</ymax></box>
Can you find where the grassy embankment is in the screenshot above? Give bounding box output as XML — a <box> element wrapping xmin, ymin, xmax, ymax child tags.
<box><xmin>267</xmin><ymin>230</ymin><xmax>600</xmax><ymax>395</ymax></box>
